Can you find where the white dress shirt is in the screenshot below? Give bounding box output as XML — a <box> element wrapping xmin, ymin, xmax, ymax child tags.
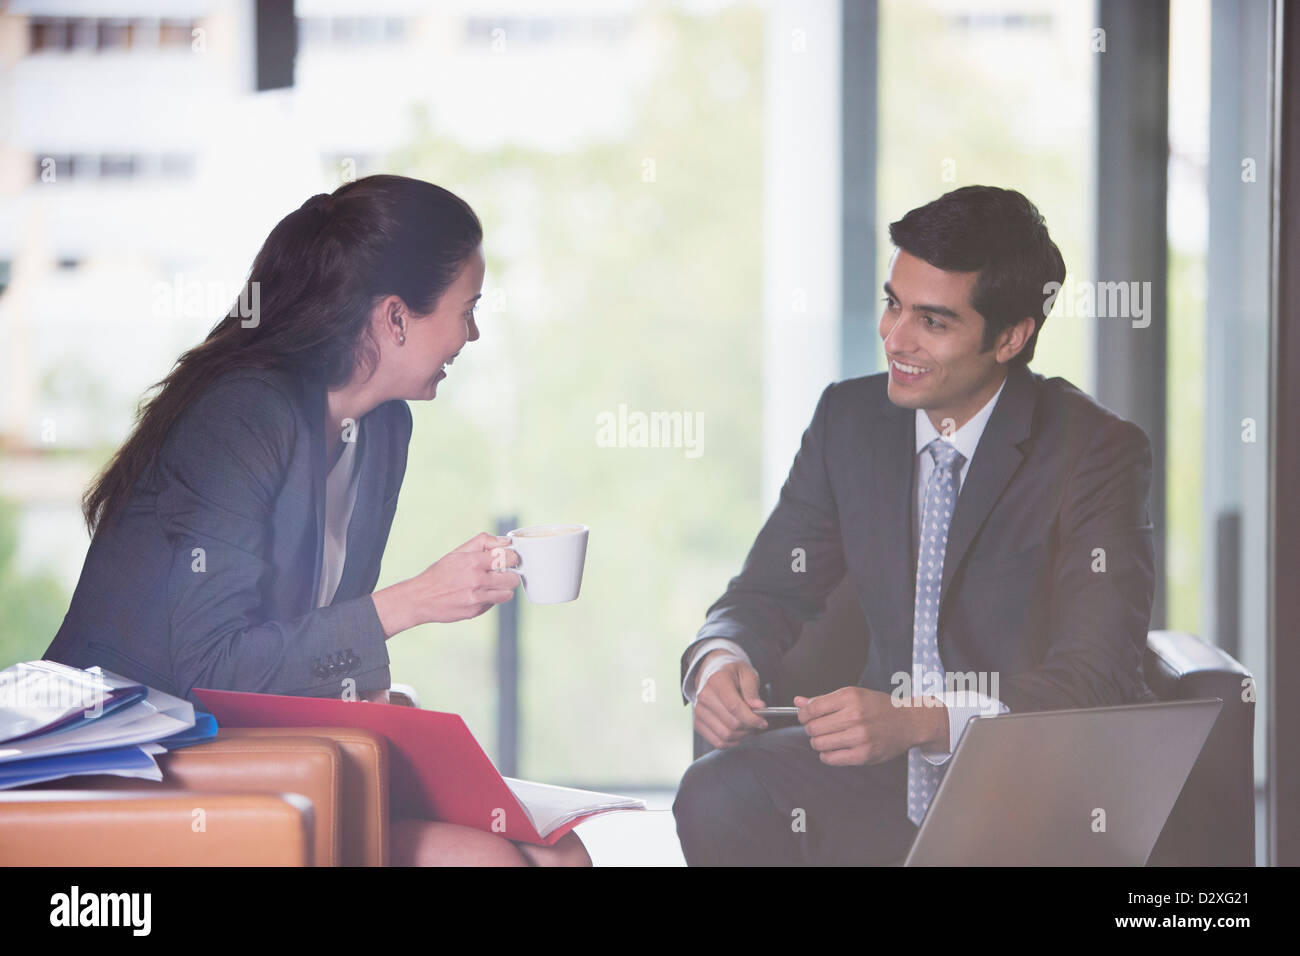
<box><xmin>683</xmin><ymin>376</ymin><xmax>1011</xmax><ymax>763</ymax></box>
<box><xmin>316</xmin><ymin>436</ymin><xmax>362</xmax><ymax>608</ymax></box>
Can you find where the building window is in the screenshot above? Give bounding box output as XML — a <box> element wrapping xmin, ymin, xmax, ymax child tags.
<box><xmin>28</xmin><ymin>16</ymin><xmax>201</xmax><ymax>54</ymax></box>
<box><xmin>30</xmin><ymin>18</ymin><xmax>68</xmax><ymax>51</ymax></box>
<box><xmin>99</xmin><ymin>155</ymin><xmax>135</xmax><ymax>178</ymax></box>
<box><xmin>158</xmin><ymin>19</ymin><xmax>195</xmax><ymax>49</ymax></box>
<box><xmin>97</xmin><ymin>19</ymin><xmax>131</xmax><ymax>50</ymax></box>
<box><xmin>298</xmin><ymin>16</ymin><xmax>408</xmax><ymax>50</ymax></box>
<box><xmin>33</xmin><ymin>152</ymin><xmax>195</xmax><ymax>183</ymax></box>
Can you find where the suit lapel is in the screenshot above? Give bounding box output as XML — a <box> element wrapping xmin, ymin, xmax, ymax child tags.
<box><xmin>870</xmin><ymin>396</ymin><xmax>919</xmax><ymax>647</ymax></box>
<box><xmin>296</xmin><ymin>367</ymin><xmax>329</xmax><ymax>608</ymax></box>
<box><xmin>938</xmin><ymin>363</ymin><xmax>1037</xmax><ymax>613</ymax></box>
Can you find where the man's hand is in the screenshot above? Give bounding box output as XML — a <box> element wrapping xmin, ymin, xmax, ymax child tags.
<box><xmin>794</xmin><ymin>688</ymin><xmax>949</xmax><ymax>766</ymax></box>
<box><xmin>693</xmin><ymin>650</ymin><xmax>769</xmax><ymax>749</ymax></box>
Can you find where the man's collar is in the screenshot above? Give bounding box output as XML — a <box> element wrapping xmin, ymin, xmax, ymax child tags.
<box><xmin>915</xmin><ymin>373</ymin><xmax>1009</xmax><ymax>461</ymax></box>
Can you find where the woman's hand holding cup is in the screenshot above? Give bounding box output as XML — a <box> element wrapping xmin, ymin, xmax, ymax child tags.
<box><xmin>421</xmin><ymin>532</ymin><xmax>522</xmax><ymax>622</ymax></box>
<box><xmin>372</xmin><ymin>532</ymin><xmax>520</xmax><ymax>636</ymax></box>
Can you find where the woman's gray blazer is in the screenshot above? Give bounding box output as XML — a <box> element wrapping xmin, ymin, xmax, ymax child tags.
<box><xmin>45</xmin><ymin>366</ymin><xmax>411</xmax><ymax>704</ymax></box>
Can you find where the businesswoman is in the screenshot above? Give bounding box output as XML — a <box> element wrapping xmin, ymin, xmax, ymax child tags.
<box><xmin>45</xmin><ymin>174</ymin><xmax>589</xmax><ymax>866</ymax></box>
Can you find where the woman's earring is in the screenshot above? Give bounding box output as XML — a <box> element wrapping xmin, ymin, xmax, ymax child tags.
<box><xmin>398</xmin><ymin>332</ymin><xmax>405</xmax><ymax>345</ymax></box>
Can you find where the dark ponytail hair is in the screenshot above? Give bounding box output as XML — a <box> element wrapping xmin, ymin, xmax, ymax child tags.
<box><xmin>82</xmin><ymin>174</ymin><xmax>482</xmax><ymax>536</ymax></box>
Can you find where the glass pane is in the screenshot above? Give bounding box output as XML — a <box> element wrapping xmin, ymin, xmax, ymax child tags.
<box><xmin>1168</xmin><ymin>0</ymin><xmax>1272</xmax><ymax>862</ymax></box>
<box><xmin>878</xmin><ymin>0</ymin><xmax>1095</xmax><ymax>389</ymax></box>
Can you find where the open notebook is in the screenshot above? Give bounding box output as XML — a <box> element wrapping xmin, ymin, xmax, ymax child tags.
<box><xmin>197</xmin><ymin>688</ymin><xmax>645</xmax><ymax>845</ymax></box>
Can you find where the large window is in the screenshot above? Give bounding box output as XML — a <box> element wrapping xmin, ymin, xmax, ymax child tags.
<box><xmin>0</xmin><ymin>2</ymin><xmax>1277</xmax><ymax>851</ymax></box>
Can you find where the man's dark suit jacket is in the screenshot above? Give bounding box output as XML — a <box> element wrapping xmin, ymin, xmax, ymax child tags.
<box><xmin>45</xmin><ymin>366</ymin><xmax>411</xmax><ymax>705</ymax></box>
<box><xmin>680</xmin><ymin>362</ymin><xmax>1157</xmax><ymax>714</ymax></box>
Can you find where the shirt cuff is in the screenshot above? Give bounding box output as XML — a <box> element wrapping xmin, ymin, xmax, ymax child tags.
<box><xmin>919</xmin><ymin>691</ymin><xmax>1009</xmax><ymax>765</ymax></box>
<box><xmin>682</xmin><ymin>639</ymin><xmax>751</xmax><ymax>704</ymax></box>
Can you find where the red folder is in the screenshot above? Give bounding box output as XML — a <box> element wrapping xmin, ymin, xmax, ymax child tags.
<box><xmin>195</xmin><ymin>688</ymin><xmax>592</xmax><ymax>845</ymax></box>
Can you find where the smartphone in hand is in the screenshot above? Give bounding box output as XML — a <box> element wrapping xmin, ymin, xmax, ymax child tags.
<box><xmin>754</xmin><ymin>706</ymin><xmax>800</xmax><ymax>726</ymax></box>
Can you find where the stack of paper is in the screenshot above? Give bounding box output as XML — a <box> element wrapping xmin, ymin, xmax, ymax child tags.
<box><xmin>0</xmin><ymin>660</ymin><xmax>217</xmax><ymax>790</ymax></box>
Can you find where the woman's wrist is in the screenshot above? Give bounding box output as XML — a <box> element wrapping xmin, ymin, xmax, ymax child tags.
<box><xmin>372</xmin><ymin>579</ymin><xmax>421</xmax><ymax>638</ymax></box>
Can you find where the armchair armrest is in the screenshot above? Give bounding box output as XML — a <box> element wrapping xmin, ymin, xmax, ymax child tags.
<box><xmin>0</xmin><ymin>790</ymin><xmax>315</xmax><ymax>865</ymax></box>
<box><xmin>218</xmin><ymin>726</ymin><xmax>389</xmax><ymax>866</ymax></box>
<box><xmin>388</xmin><ymin>683</ymin><xmax>419</xmax><ymax>708</ymax></box>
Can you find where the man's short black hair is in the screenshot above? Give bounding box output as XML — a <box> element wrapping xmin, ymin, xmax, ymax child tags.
<box><xmin>888</xmin><ymin>186</ymin><xmax>1066</xmax><ymax>366</ymax></box>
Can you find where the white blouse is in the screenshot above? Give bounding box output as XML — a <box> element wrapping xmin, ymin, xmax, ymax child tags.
<box><xmin>316</xmin><ymin>435</ymin><xmax>362</xmax><ymax>608</ymax></box>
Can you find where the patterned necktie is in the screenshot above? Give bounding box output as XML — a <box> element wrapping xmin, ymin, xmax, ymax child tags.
<box><xmin>907</xmin><ymin>436</ymin><xmax>966</xmax><ymax>826</ymax></box>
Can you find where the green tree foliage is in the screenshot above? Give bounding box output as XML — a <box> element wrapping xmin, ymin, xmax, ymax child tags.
<box><xmin>379</xmin><ymin>5</ymin><xmax>764</xmax><ymax>783</ymax></box>
<box><xmin>0</xmin><ymin>498</ymin><xmax>68</xmax><ymax>668</ymax></box>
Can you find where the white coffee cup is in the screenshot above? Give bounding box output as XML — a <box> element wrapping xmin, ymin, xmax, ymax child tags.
<box><xmin>504</xmin><ymin>524</ymin><xmax>589</xmax><ymax>604</ymax></box>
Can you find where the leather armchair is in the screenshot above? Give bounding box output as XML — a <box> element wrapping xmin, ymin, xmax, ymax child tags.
<box><xmin>1143</xmin><ymin>630</ymin><xmax>1255</xmax><ymax>866</ymax></box>
<box><xmin>692</xmin><ymin>578</ymin><xmax>1257</xmax><ymax>866</ymax></box>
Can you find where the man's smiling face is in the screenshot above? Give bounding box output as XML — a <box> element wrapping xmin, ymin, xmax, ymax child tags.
<box><xmin>879</xmin><ymin>249</ymin><xmax>1013</xmax><ymax>431</ymax></box>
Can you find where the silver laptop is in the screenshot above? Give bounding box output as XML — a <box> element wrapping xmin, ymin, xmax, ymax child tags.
<box><xmin>903</xmin><ymin>698</ymin><xmax>1223</xmax><ymax>866</ymax></box>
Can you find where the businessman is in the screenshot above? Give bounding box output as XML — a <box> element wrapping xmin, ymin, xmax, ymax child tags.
<box><xmin>673</xmin><ymin>185</ymin><xmax>1157</xmax><ymax>866</ymax></box>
